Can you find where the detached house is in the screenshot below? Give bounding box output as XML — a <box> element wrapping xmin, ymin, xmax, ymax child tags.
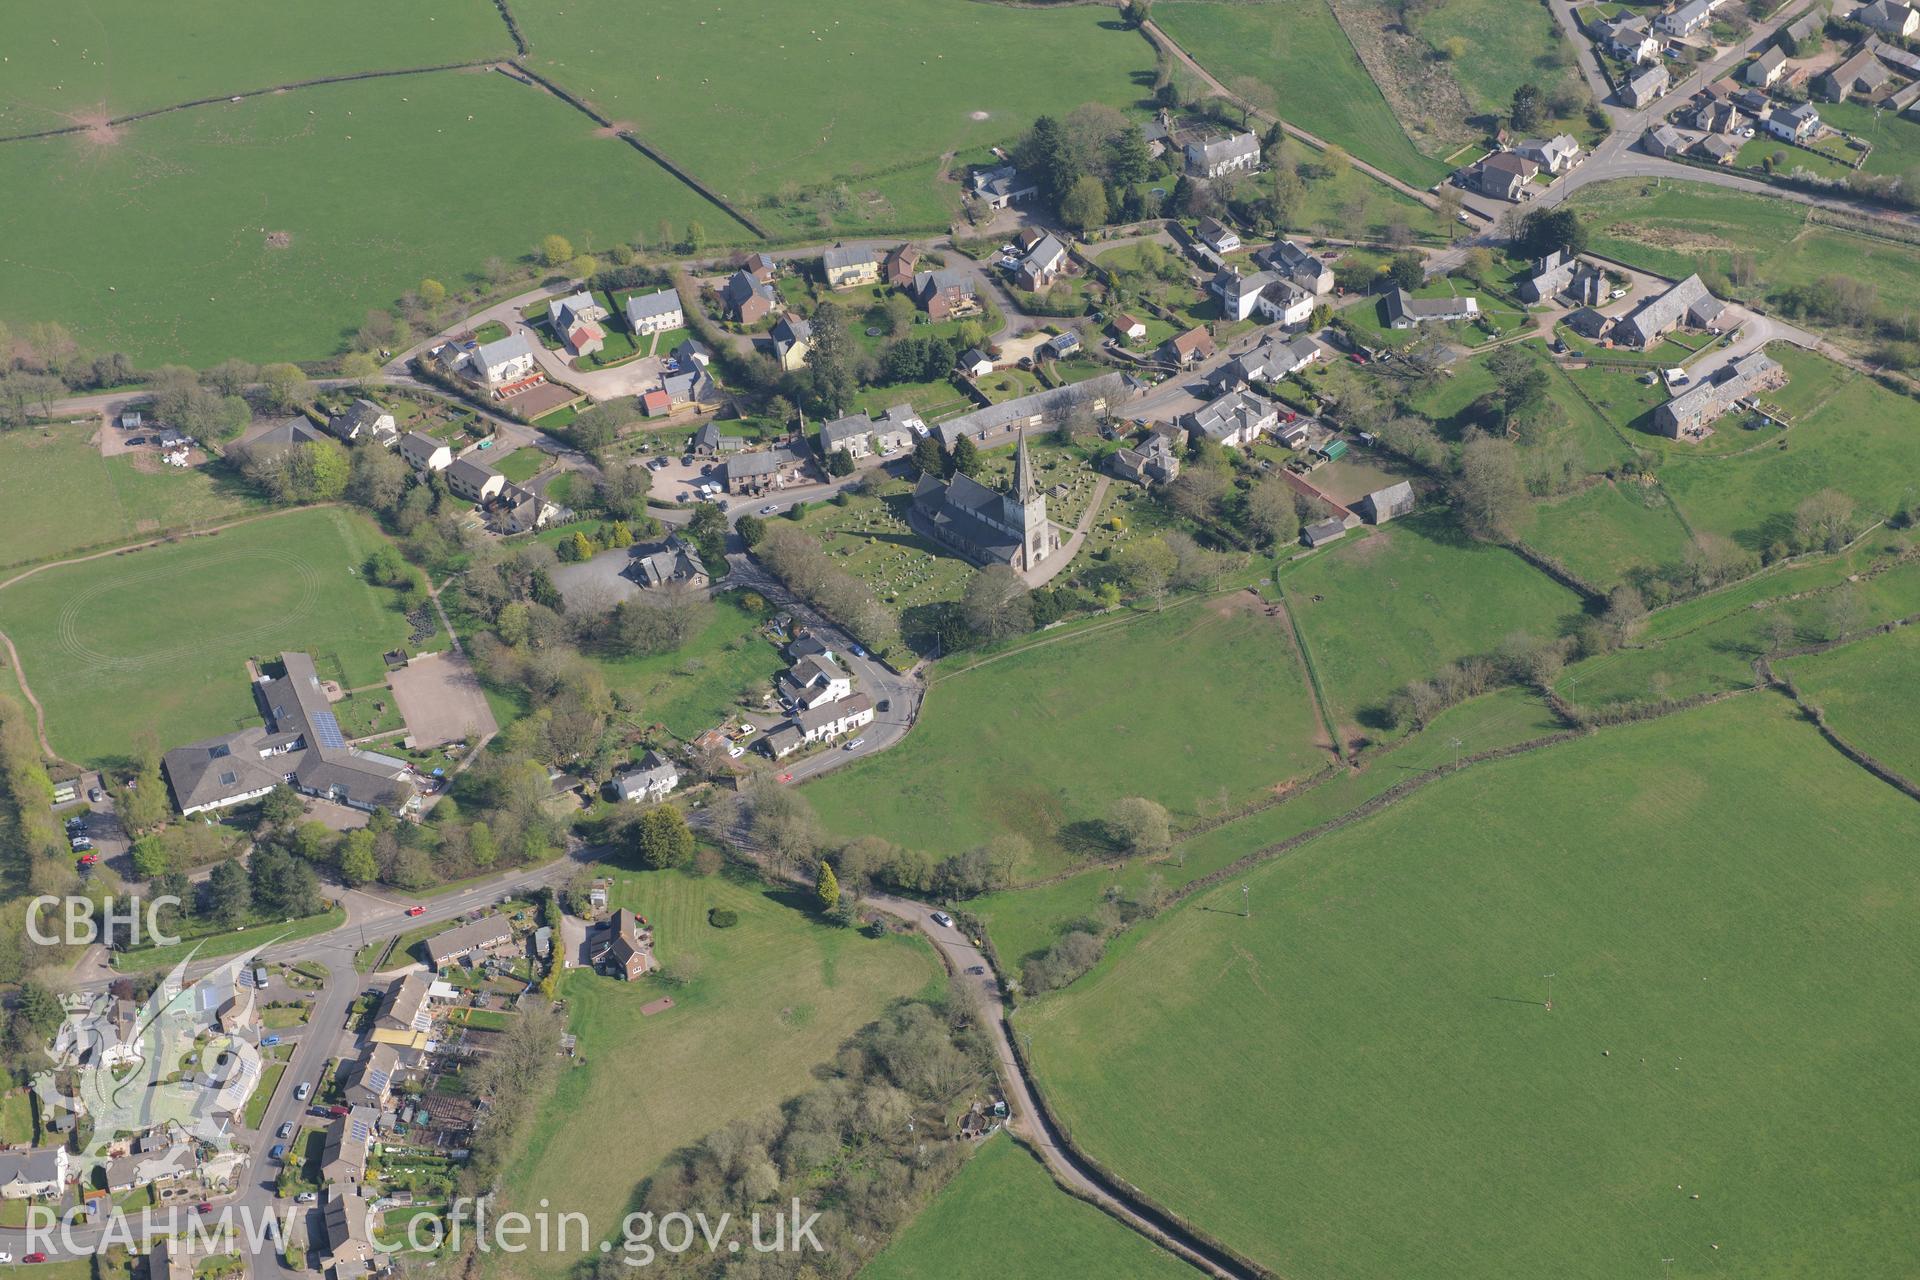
<box><xmin>1016</xmin><ymin>234</ymin><xmax>1069</xmax><ymax>291</ymax></box>
<box><xmin>1514</xmin><ymin>134</ymin><xmax>1582</xmax><ymax>173</ymax></box>
<box><xmin>721</xmin><ymin>269</ymin><xmax>777</xmax><ymax>324</ymax></box>
<box><xmin>780</xmin><ymin>654</ymin><xmax>853</xmax><ymax>710</ymax></box>
<box><xmin>326</xmin><ymin>399</ymin><xmax>397</xmax><ymax>447</ymax></box>
<box><xmin>820</xmin><ymin>411</ymin><xmax>880</xmax><ymax>460</ymax></box>
<box><xmin>1615</xmin><ymin>273</ymin><xmax>1726</xmax><ymax>347</ymax></box>
<box><xmin>1766</xmin><ymin>101</ymin><xmax>1821</xmax><ymax>140</ymax></box>
<box><xmin>1596</xmin><ymin>13</ymin><xmax>1661</xmax><ymax>62</ymax></box>
<box><xmin>1658</xmin><ymin>0</ymin><xmax>1725</xmax><ymax>37</ymax></box>
<box><xmin>624</xmin><ymin>287</ymin><xmax>685</xmax><ymax>336</ymax></box>
<box><xmin>911</xmin><ymin>268</ymin><xmax>979</xmax><ymax>321</ymax></box>
<box><xmin>1817</xmin><ymin>47</ymin><xmax>1890</xmax><ymax>100</ymax></box>
<box><xmin>1747</xmin><ymin>45</ymin><xmax>1790</xmax><ymax>86</ymax></box>
<box><xmin>1164</xmin><ymin>327</ymin><xmax>1216</xmax><ymax>367</ymax></box>
<box><xmin>472</xmin><ymin>332</ymin><xmax>539</xmax><ymax>387</ymax></box>
<box><xmin>613</xmin><ymin>750</ymin><xmax>679</xmax><ymax>803</ymax></box>
<box><xmin>1622</xmin><ymin>64</ymin><xmax>1672</xmax><ymax>107</ymax></box>
<box><xmin>1519</xmin><ymin>251</ymin><xmax>1578</xmax><ymax>303</ymax></box>
<box><xmin>1256</xmin><ymin>239</ymin><xmax>1335</xmax><ymax>295</ymax></box>
<box><xmin>1357</xmin><ymin>481</ymin><xmax>1415</xmax><ymax>524</ymax></box>
<box><xmin>971</xmin><ymin>165</ymin><xmax>1038</xmax><ymax>208</ymax></box>
<box><xmin>1385</xmin><ymin>289</ymin><xmax>1479</xmax><ymax>328</ymax></box>
<box><xmin>769</xmin><ymin>313</ymin><xmax>813</xmax><ymax>372</ymax></box>
<box><xmin>398</xmin><ymin>432</ymin><xmax>453</xmax><ymax>473</ymax></box>
<box><xmin>1109</xmin><ymin>433</ymin><xmax>1181</xmax><ymax>486</ymax></box>
<box><xmin>883</xmin><ymin>243</ymin><xmax>923</xmax><ymax>288</ymax></box>
<box><xmin>1197</xmin><ymin>215</ymin><xmax>1240</xmax><ymax>254</ymax></box>
<box><xmin>1186</xmin><ymin>130</ymin><xmax>1261</xmax><ymax>179</ymax></box>
<box><xmin>1474</xmin><ymin>151</ymin><xmax>1539</xmax><ymax>201</ymax></box>
<box><xmin>1182</xmin><ymin>389</ymin><xmax>1278</xmax><ymax>449</ymax></box>
<box><xmin>822</xmin><ymin>245</ymin><xmax>880</xmax><ymax>290</ymax></box>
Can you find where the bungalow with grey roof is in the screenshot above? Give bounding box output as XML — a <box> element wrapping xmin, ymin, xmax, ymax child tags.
<box><xmin>971</xmin><ymin>165</ymin><xmax>1038</xmax><ymax>208</ymax></box>
<box><xmin>1642</xmin><ymin>123</ymin><xmax>1687</xmax><ymax>156</ymax></box>
<box><xmin>1384</xmin><ymin>289</ymin><xmax>1478</xmax><ymax>328</ymax></box>
<box><xmin>1302</xmin><ymin>517</ymin><xmax>1348</xmax><ymax>548</ymax></box>
<box><xmin>423</xmin><ymin>916</ymin><xmax>512</xmax><ymax>971</ymax></box>
<box><xmin>1197</xmin><ymin>215</ymin><xmax>1240</xmax><ymax>254</ymax></box>
<box><xmin>0</xmin><ymin>1147</ymin><xmax>69</xmax><ymax>1199</ymax></box>
<box><xmin>692</xmin><ymin>421</ymin><xmax>745</xmax><ymax>456</ymax></box>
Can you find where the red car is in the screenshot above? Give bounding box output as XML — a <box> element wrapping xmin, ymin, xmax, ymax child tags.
<box><xmin>25</xmin><ymin>1254</ymin><xmax>47</xmax><ymax>1263</ymax></box>
<box><xmin>777</xmin><ymin>772</ymin><xmax>793</xmax><ymax>784</ymax></box>
<box><xmin>405</xmin><ymin>905</ymin><xmax>426</xmax><ymax>917</ymax></box>
<box><xmin>195</xmin><ymin>1202</ymin><xmax>213</xmax><ymax>1214</ymax></box>
<box><xmin>78</xmin><ymin>853</ymin><xmax>100</xmax><ymax>865</ymax></box>
<box><xmin>327</xmin><ymin>1105</ymin><xmax>350</xmax><ymax>1117</ymax></box>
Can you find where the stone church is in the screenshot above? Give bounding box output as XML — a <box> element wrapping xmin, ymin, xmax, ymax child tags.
<box><xmin>910</xmin><ymin>429</ymin><xmax>1059</xmax><ymax>575</ymax></box>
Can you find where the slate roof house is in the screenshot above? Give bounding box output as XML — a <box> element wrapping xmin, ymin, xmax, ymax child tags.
<box><xmin>883</xmin><ymin>243</ymin><xmax>923</xmax><ymax>287</ymax></box>
<box><xmin>398</xmin><ymin>431</ymin><xmax>453</xmax><ymax>473</ymax></box>
<box><xmin>629</xmin><ymin>537</ymin><xmax>707</xmax><ymax>590</ymax></box>
<box><xmin>445</xmin><ymin>456</ymin><xmax>506</xmax><ymax>504</ymax></box>
<box><xmin>769</xmin><ymin>313</ymin><xmax>813</xmax><ymax>372</ymax></box>
<box><xmin>822</xmin><ymin>245</ymin><xmax>881</xmax><ymax>289</ymax></box>
<box><xmin>1474</xmin><ymin>151</ymin><xmax>1539</xmax><ymax>201</ymax></box>
<box><xmin>911</xmin><ymin>268</ymin><xmax>979</xmax><ymax>321</ymax></box>
<box><xmin>721</xmin><ymin>269</ymin><xmax>777</xmax><ymax>323</ymax></box>
<box><xmin>326</xmin><ymin>398</ymin><xmax>398</xmax><ymax>447</ymax></box>
<box><xmin>933</xmin><ymin>372</ymin><xmax>1137</xmax><ymax>449</ymax></box>
<box><xmin>722</xmin><ymin>447</ymin><xmax>808</xmax><ymax>494</ymax></box>
<box><xmin>422</xmin><ymin>916</ymin><xmax>512</xmax><ymax>970</ymax></box>
<box><xmin>820</xmin><ymin>411</ymin><xmax>879</xmax><ymax>460</ymax></box>
<box><xmin>1182</xmin><ymin>389</ymin><xmax>1279</xmax><ymax>449</ymax></box>
<box><xmin>612</xmin><ymin>750</ymin><xmax>679</xmax><ymax>803</ymax></box>
<box><xmin>1622</xmin><ymin>64</ymin><xmax>1672</xmax><ymax>107</ymax></box>
<box><xmin>1658</xmin><ymin>0</ymin><xmax>1725</xmax><ymax>36</ymax></box>
<box><xmin>971</xmin><ymin>164</ymin><xmax>1038</xmax><ymax>208</ymax></box>
<box><xmin>1519</xmin><ymin>251</ymin><xmax>1578</xmax><ymax>303</ymax></box>
<box><xmin>760</xmin><ymin>693</ymin><xmax>876</xmax><ymax>758</ymax></box>
<box><xmin>780</xmin><ymin>654</ymin><xmax>853</xmax><ymax>710</ymax></box>
<box><xmin>1109</xmin><ymin>433</ymin><xmax>1182</xmax><ymax>486</ymax></box>
<box><xmin>1817</xmin><ymin>46</ymin><xmax>1891</xmax><ymax>100</ymax></box>
<box><xmin>1766</xmin><ymin>101</ymin><xmax>1821</xmax><ymax>140</ymax></box>
<box><xmin>624</xmin><ymin>287</ymin><xmax>685</xmax><ymax>335</ymax></box>
<box><xmin>1642</xmin><ymin>123</ymin><xmax>1687</xmax><ymax>157</ymax></box>
<box><xmin>247</xmin><ymin>418</ymin><xmax>328</xmax><ymax>457</ymax></box>
<box><xmin>1384</xmin><ymin>289</ymin><xmax>1479</xmax><ymax>328</ymax></box>
<box><xmin>1615</xmin><ymin>274</ymin><xmax>1726</xmax><ymax>347</ymax></box>
<box><xmin>1185</xmin><ymin>130</ymin><xmax>1261</xmax><ymax>178</ymax></box>
<box><xmin>912</xmin><ymin>429</ymin><xmax>1058</xmax><ymax>572</ymax></box>
<box><xmin>319</xmin><ymin>1187</ymin><xmax>379</xmax><ymax>1280</ymax></box>
<box><xmin>1016</xmin><ymin>234</ymin><xmax>1069</xmax><ymax>291</ymax></box>
<box><xmin>0</xmin><ymin>1147</ymin><xmax>68</xmax><ymax>1199</ymax></box>
<box><xmin>692</xmin><ymin>421</ymin><xmax>746</xmax><ymax>456</ymax></box>
<box><xmin>1596</xmin><ymin>12</ymin><xmax>1661</xmax><ymax>62</ymax></box>
<box><xmin>163</xmin><ymin>652</ymin><xmax>415</xmax><ymax>816</ymax></box>
<box><xmin>1856</xmin><ymin>0</ymin><xmax>1919</xmax><ymax>37</ymax></box>
<box><xmin>1197</xmin><ymin>215</ymin><xmax>1240</xmax><ymax>254</ymax></box>
<box><xmin>1747</xmin><ymin>44</ymin><xmax>1790</xmax><ymax>86</ymax></box>
<box><xmin>1515</xmin><ymin>134</ymin><xmax>1583</xmax><ymax>173</ymax></box>
<box><xmin>1653</xmin><ymin>351</ymin><xmax>1784</xmax><ymax>438</ymax></box>
<box><xmin>1257</xmin><ymin>239</ymin><xmax>1336</xmax><ymax>295</ymax></box>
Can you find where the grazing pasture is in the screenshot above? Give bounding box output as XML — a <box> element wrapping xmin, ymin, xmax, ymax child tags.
<box><xmin>0</xmin><ymin>72</ymin><xmax>721</xmax><ymax>365</ymax></box>
<box><xmin>1022</xmin><ymin>694</ymin><xmax>1920</xmax><ymax>1280</ymax></box>
<box><xmin>511</xmin><ymin>0</ymin><xmax>1154</xmax><ymax>215</ymax></box>
<box><xmin>864</xmin><ymin>1130</ymin><xmax>1194</xmax><ymax>1279</ymax></box>
<box><xmin>499</xmin><ymin>866</ymin><xmax>939</xmax><ymax>1280</ymax></box>
<box><xmin>0</xmin><ymin>0</ymin><xmax>512</xmax><ymax>135</ymax></box>
<box><xmin>1279</xmin><ymin>514</ymin><xmax>1584</xmax><ymax>736</ymax></box>
<box><xmin>0</xmin><ymin>423</ymin><xmax>260</xmax><ymax>573</ymax></box>
<box><xmin>1517</xmin><ymin>479</ymin><xmax>1692</xmax><ymax>589</ymax></box>
<box><xmin>1152</xmin><ymin>0</ymin><xmax>1452</xmax><ymax>185</ymax></box>
<box><xmin>806</xmin><ymin>599</ymin><xmax>1327</xmax><ymax>881</ymax></box>
<box><xmin>1781</xmin><ymin>622</ymin><xmax>1920</xmax><ymax>780</ymax></box>
<box><xmin>0</xmin><ymin>506</ymin><xmax>419</xmax><ymax>764</ymax></box>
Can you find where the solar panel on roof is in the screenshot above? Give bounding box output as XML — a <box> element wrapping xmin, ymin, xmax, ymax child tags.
<box><xmin>312</xmin><ymin>709</ymin><xmax>346</xmax><ymax>750</ymax></box>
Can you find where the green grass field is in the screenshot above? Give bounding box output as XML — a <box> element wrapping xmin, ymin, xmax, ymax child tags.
<box><xmin>1280</xmin><ymin>514</ymin><xmax>1584</xmax><ymax>737</ymax></box>
<box><xmin>512</xmin><ymin>0</ymin><xmax>1154</xmax><ymax>212</ymax></box>
<box><xmin>1408</xmin><ymin>0</ymin><xmax>1585</xmax><ymax>120</ymax></box>
<box><xmin>0</xmin><ymin>72</ymin><xmax>721</xmax><ymax>364</ymax></box>
<box><xmin>1021</xmin><ymin>694</ymin><xmax>1920</xmax><ymax>1279</ymax></box>
<box><xmin>499</xmin><ymin>866</ymin><xmax>939</xmax><ymax>1280</ymax></box>
<box><xmin>1518</xmin><ymin>479</ymin><xmax>1693</xmax><ymax>588</ymax></box>
<box><xmin>0</xmin><ymin>425</ymin><xmax>262</xmax><ymax>573</ymax></box>
<box><xmin>806</xmin><ymin>598</ymin><xmax>1328</xmax><ymax>881</ymax></box>
<box><xmin>0</xmin><ymin>0</ymin><xmax>513</xmax><ymax>135</ymax></box>
<box><xmin>115</xmin><ymin>907</ymin><xmax>345</xmax><ymax>974</ymax></box>
<box><xmin>1780</xmin><ymin>622</ymin><xmax>1920</xmax><ymax>779</ymax></box>
<box><xmin>491</xmin><ymin>448</ymin><xmax>549</xmax><ymax>486</ymax></box>
<box><xmin>587</xmin><ymin>592</ymin><xmax>785</xmax><ymax>740</ymax></box>
<box><xmin>1154</xmin><ymin>0</ymin><xmax>1452</xmax><ymax>186</ymax></box>
<box><xmin>0</xmin><ymin>506</ymin><xmax>418</xmax><ymax>764</ymax></box>
<box><xmin>865</xmin><ymin>1131</ymin><xmax>1194</xmax><ymax>1279</ymax></box>
<box><xmin>1817</xmin><ymin>100</ymin><xmax>1920</xmax><ymax>179</ymax></box>
<box><xmin>1565</xmin><ymin>179</ymin><xmax>1920</xmax><ymax>322</ymax></box>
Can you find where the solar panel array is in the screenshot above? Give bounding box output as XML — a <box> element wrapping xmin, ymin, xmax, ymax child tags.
<box><xmin>312</xmin><ymin>709</ymin><xmax>347</xmax><ymax>751</ymax></box>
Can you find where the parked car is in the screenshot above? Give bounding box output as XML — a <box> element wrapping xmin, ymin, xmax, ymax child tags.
<box><xmin>24</xmin><ymin>1253</ymin><xmax>47</xmax><ymax>1264</ymax></box>
<box><xmin>277</xmin><ymin>1122</ymin><xmax>294</xmax><ymax>1139</ymax></box>
<box><xmin>930</xmin><ymin>912</ymin><xmax>954</xmax><ymax>929</ymax></box>
<box><xmin>126</xmin><ymin>436</ymin><xmax>146</xmax><ymax>445</ymax></box>
<box><xmin>849</xmin><ymin>644</ymin><xmax>866</xmax><ymax>658</ymax></box>
<box><xmin>269</xmin><ymin>1144</ymin><xmax>287</xmax><ymax>1161</ymax></box>
<box><xmin>0</xmin><ymin>1252</ymin><xmax>14</xmax><ymax>1264</ymax></box>
<box><xmin>295</xmin><ymin>1192</ymin><xmax>318</xmax><ymax>1204</ymax></box>
<box><xmin>843</xmin><ymin>738</ymin><xmax>865</xmax><ymax>751</ymax></box>
<box><xmin>727</xmin><ymin>746</ymin><xmax>746</xmax><ymax>759</ymax></box>
<box><xmin>758</xmin><ymin>504</ymin><xmax>780</xmax><ymax>515</ymax></box>
<box><xmin>293</xmin><ymin>1082</ymin><xmax>312</xmax><ymax>1101</ymax></box>
<box><xmin>88</xmin><ymin>788</ymin><xmax>105</xmax><ymax>803</ymax></box>
<box><xmin>406</xmin><ymin>905</ymin><xmax>426</xmax><ymax>917</ymax></box>
<box><xmin>261</xmin><ymin>1035</ymin><xmax>281</xmax><ymax>1047</ymax></box>
<box><xmin>69</xmin><ymin>837</ymin><xmax>92</xmax><ymax>851</ymax></box>
<box><xmin>326</xmin><ymin>1105</ymin><xmax>349</xmax><ymax>1117</ymax></box>
<box><xmin>195</xmin><ymin>1202</ymin><xmax>213</xmax><ymax>1214</ymax></box>
<box><xmin>966</xmin><ymin>965</ymin><xmax>986</xmax><ymax>976</ymax></box>
<box><xmin>876</xmin><ymin>699</ymin><xmax>890</xmax><ymax>713</ymax></box>
<box><xmin>78</xmin><ymin>853</ymin><xmax>99</xmax><ymax>866</ymax></box>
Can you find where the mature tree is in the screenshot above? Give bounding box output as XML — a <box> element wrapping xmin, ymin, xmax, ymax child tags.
<box><xmin>1247</xmin><ymin>477</ymin><xmax>1301</xmax><ymax>546</ymax></box>
<box><xmin>826</xmin><ymin>447</ymin><xmax>855</xmax><ymax>477</ymax></box>
<box><xmin>1387</xmin><ymin>251</ymin><xmax>1427</xmax><ymax>292</ymax></box>
<box><xmin>1106</xmin><ymin>796</ymin><xmax>1171</xmax><ymax>853</ymax></box>
<box><xmin>1510</xmin><ymin>82</ymin><xmax>1545</xmax><ymax>133</ymax></box>
<box><xmin>205</xmin><ymin>358</ymin><xmax>257</xmax><ymax>398</ymax></box>
<box><xmin>1018</xmin><ymin>115</ymin><xmax>1080</xmax><ymax>208</ymax></box>
<box><xmin>633</xmin><ymin>804</ymin><xmax>695</xmax><ymax>870</ymax></box>
<box><xmin>911</xmin><ymin>434</ymin><xmax>946</xmax><ymax>478</ymax></box>
<box><xmin>290</xmin><ymin>439</ymin><xmax>351</xmax><ymax>502</ymax></box>
<box><xmin>205</xmin><ymin>859</ymin><xmax>252</xmax><ymax>928</ymax></box>
<box><xmin>959</xmin><ymin>566</ymin><xmax>1034</xmax><ymax>642</ymax></box>
<box><xmin>1794</xmin><ymin>489</ymin><xmax>1854</xmax><ymax>553</ymax></box>
<box><xmin>1452</xmin><ymin>433</ymin><xmax>1527</xmax><ymax>541</ymax></box>
<box><xmin>950</xmin><ymin>435</ymin><xmax>981</xmax><ymax>477</ymax></box>
<box><xmin>338</xmin><ymin>352</ymin><xmax>382</xmax><ymax>390</ymax></box>
<box><xmin>1058</xmin><ymin>174</ymin><xmax>1109</xmax><ymax>232</ymax></box>
<box><xmin>805</xmin><ymin>302</ymin><xmax>856</xmax><ymax>418</ymax></box>
<box><xmin>259</xmin><ymin>363</ymin><xmax>313</xmax><ymax>413</ymax></box>
<box><xmin>1514</xmin><ymin>207</ymin><xmax>1587</xmax><ymax>260</ymax></box>
<box><xmin>539</xmin><ymin>234</ymin><xmax>574</xmax><ymax>267</ymax></box>
<box><xmin>1107</xmin><ymin>125</ymin><xmax>1153</xmax><ymax>187</ymax></box>
<box><xmin>1122</xmin><ymin>0</ymin><xmax>1152</xmax><ymax>26</ymax></box>
<box><xmin>1166</xmin><ymin>466</ymin><xmax>1230</xmax><ymax>522</ymax></box>
<box><xmin>337</xmin><ymin>829</ymin><xmax>378</xmax><ymax>887</ymax></box>
<box><xmin>258</xmin><ymin>785</ymin><xmax>305</xmax><ymax>831</ymax></box>
<box><xmin>1116</xmin><ymin>536</ymin><xmax>1178</xmax><ymax>599</ymax></box>
<box><xmin>816</xmin><ymin>860</ymin><xmax>841</xmax><ymax>913</ymax></box>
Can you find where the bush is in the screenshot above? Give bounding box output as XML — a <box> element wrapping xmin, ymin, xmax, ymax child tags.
<box><xmin>707</xmin><ymin>907</ymin><xmax>738</xmax><ymax>929</ymax></box>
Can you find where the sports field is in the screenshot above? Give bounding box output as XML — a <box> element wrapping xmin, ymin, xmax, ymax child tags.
<box><xmin>500</xmin><ymin>866</ymin><xmax>939</xmax><ymax>1279</ymax></box>
<box><xmin>1021</xmin><ymin>694</ymin><xmax>1920</xmax><ymax>1279</ymax></box>
<box><xmin>0</xmin><ymin>0</ymin><xmax>513</xmax><ymax>135</ymax></box>
<box><xmin>0</xmin><ymin>423</ymin><xmax>261</xmax><ymax>573</ymax></box>
<box><xmin>0</xmin><ymin>507</ymin><xmax>419</xmax><ymax>764</ymax></box>
<box><xmin>0</xmin><ymin>72</ymin><xmax>722</xmax><ymax>364</ymax></box>
<box><xmin>1780</xmin><ymin>623</ymin><xmax>1920</xmax><ymax>780</ymax></box>
<box><xmin>1279</xmin><ymin>515</ymin><xmax>1584</xmax><ymax>737</ymax></box>
<box><xmin>1565</xmin><ymin>180</ymin><xmax>1920</xmax><ymax>319</ymax></box>
<box><xmin>512</xmin><ymin>0</ymin><xmax>1154</xmax><ymax>210</ymax></box>
<box><xmin>864</xmin><ymin>1131</ymin><xmax>1193</xmax><ymax>1280</ymax></box>
<box><xmin>1153</xmin><ymin>0</ymin><xmax>1452</xmax><ymax>186</ymax></box>
<box><xmin>805</xmin><ymin>598</ymin><xmax>1329</xmax><ymax>881</ymax></box>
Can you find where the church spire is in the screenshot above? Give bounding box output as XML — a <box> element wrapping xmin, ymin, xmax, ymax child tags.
<box><xmin>1013</xmin><ymin>427</ymin><xmax>1036</xmax><ymax>501</ymax></box>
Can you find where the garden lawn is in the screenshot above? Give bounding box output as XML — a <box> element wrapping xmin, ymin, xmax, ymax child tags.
<box><xmin>0</xmin><ymin>506</ymin><xmax>418</xmax><ymax>764</ymax></box>
<box><xmin>805</xmin><ymin>598</ymin><xmax>1328</xmax><ymax>881</ymax></box>
<box><xmin>587</xmin><ymin>592</ymin><xmax>784</xmax><ymax>739</ymax></box>
<box><xmin>0</xmin><ymin>0</ymin><xmax>512</xmax><ymax>134</ymax></box>
<box><xmin>864</xmin><ymin>1131</ymin><xmax>1194</xmax><ymax>1280</ymax></box>
<box><xmin>491</xmin><ymin>447</ymin><xmax>549</xmax><ymax>485</ymax></box>
<box><xmin>0</xmin><ymin>424</ymin><xmax>261</xmax><ymax>572</ymax></box>
<box><xmin>1564</xmin><ymin>179</ymin><xmax>1920</xmax><ymax>321</ymax></box>
<box><xmin>1654</xmin><ymin>361</ymin><xmax>1920</xmax><ymax>551</ymax></box>
<box><xmin>0</xmin><ymin>72</ymin><xmax>722</xmax><ymax>365</ymax></box>
<box><xmin>510</xmin><ymin>0</ymin><xmax>1153</xmax><ymax>213</ymax></box>
<box><xmin>499</xmin><ymin>867</ymin><xmax>939</xmax><ymax>1280</ymax></box>
<box><xmin>1781</xmin><ymin>619</ymin><xmax>1920</xmax><ymax>779</ymax></box>
<box><xmin>1818</xmin><ymin>99</ymin><xmax>1920</xmax><ymax>178</ymax></box>
<box><xmin>1280</xmin><ymin>514</ymin><xmax>1584</xmax><ymax>736</ymax></box>
<box><xmin>1022</xmin><ymin>694</ymin><xmax>1920</xmax><ymax>1280</ymax></box>
<box><xmin>1153</xmin><ymin>0</ymin><xmax>1452</xmax><ymax>186</ymax></box>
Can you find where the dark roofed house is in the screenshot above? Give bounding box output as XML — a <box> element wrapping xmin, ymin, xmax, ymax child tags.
<box><xmin>721</xmin><ymin>269</ymin><xmax>777</xmax><ymax>324</ymax></box>
<box><xmin>1616</xmin><ymin>273</ymin><xmax>1723</xmax><ymax>347</ymax></box>
<box><xmin>1622</xmin><ymin>63</ymin><xmax>1671</xmax><ymax>108</ymax></box>
<box><xmin>971</xmin><ymin>165</ymin><xmax>1038</xmax><ymax>208</ymax></box>
<box><xmin>1653</xmin><ymin>351</ymin><xmax>1785</xmax><ymax>439</ymax></box>
<box><xmin>1694</xmin><ymin>132</ymin><xmax>1741</xmax><ymax>164</ymax></box>
<box><xmin>326</xmin><ymin>398</ymin><xmax>397</xmax><ymax>447</ymax></box>
<box><xmin>342</xmin><ymin>1044</ymin><xmax>406</xmax><ymax>1110</ymax></box>
<box><xmin>910</xmin><ymin>268</ymin><xmax>978</xmax><ymax>321</ymax></box>
<box><xmin>1474</xmin><ymin>151</ymin><xmax>1539</xmax><ymax>201</ymax></box>
<box><xmin>423</xmin><ymin>916</ymin><xmax>512</xmax><ymax>970</ymax></box>
<box><xmin>1164</xmin><ymin>327</ymin><xmax>1216</xmax><ymax>367</ymax></box>
<box><xmin>822</xmin><ymin>245</ymin><xmax>880</xmax><ymax>290</ymax></box>
<box><xmin>1642</xmin><ymin>123</ymin><xmax>1686</xmax><ymax>157</ymax></box>
<box><xmin>612</xmin><ymin>751</ymin><xmax>678</xmax><ymax>803</ymax></box>
<box><xmin>933</xmin><ymin>372</ymin><xmax>1138</xmax><ymax>451</ymax></box>
<box><xmin>1303</xmin><ymin>518</ymin><xmax>1349</xmax><ymax>548</ymax></box>
<box><xmin>1385</xmin><ymin>289</ymin><xmax>1479</xmax><ymax>328</ymax></box>
<box><xmin>722</xmin><ymin>447</ymin><xmax>807</xmax><ymax>495</ymax></box>
<box><xmin>883</xmin><ymin>243</ymin><xmax>923</xmax><ymax>288</ymax></box>
<box><xmin>692</xmin><ymin>421</ymin><xmax>745</xmax><ymax>456</ymax></box>
<box><xmin>597</xmin><ymin>908</ymin><xmax>653</xmax><ymax>980</ymax></box>
<box><xmin>1565</xmin><ymin>306</ymin><xmax>1612</xmax><ymax>340</ymax></box>
<box><xmin>163</xmin><ymin>652</ymin><xmax>415</xmax><ymax>817</ymax></box>
<box><xmin>247</xmin><ymin>418</ymin><xmax>328</xmax><ymax>456</ymax></box>
<box><xmin>1816</xmin><ymin>46</ymin><xmax>1891</xmax><ymax>101</ymax></box>
<box><xmin>628</xmin><ymin>538</ymin><xmax>707</xmax><ymax>590</ymax></box>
